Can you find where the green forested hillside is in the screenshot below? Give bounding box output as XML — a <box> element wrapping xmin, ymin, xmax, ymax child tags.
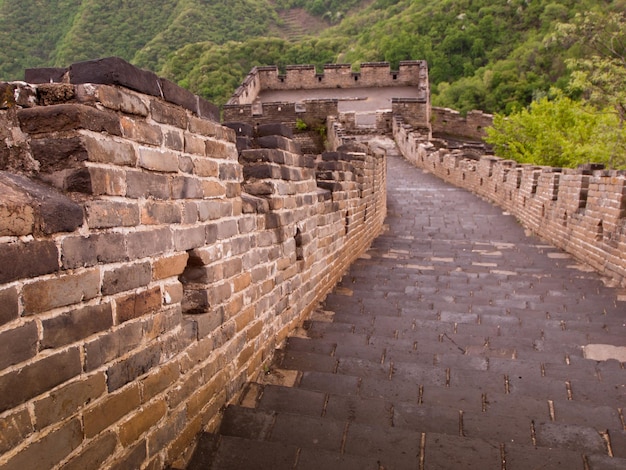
<box><xmin>0</xmin><ymin>0</ymin><xmax>623</xmax><ymax>115</ymax></box>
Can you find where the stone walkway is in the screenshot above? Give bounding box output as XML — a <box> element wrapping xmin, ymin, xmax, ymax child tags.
<box><xmin>186</xmin><ymin>149</ymin><xmax>626</xmax><ymax>469</ymax></box>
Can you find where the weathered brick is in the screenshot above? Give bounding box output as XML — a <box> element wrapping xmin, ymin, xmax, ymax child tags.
<box><xmin>164</xmin><ymin>129</ymin><xmax>184</xmax><ymax>151</ymax></box>
<box><xmin>193</xmin><ymin>157</ymin><xmax>219</xmax><ymax>177</ymax></box>
<box><xmin>0</xmin><ymin>321</ymin><xmax>38</xmax><ymax>369</ymax></box>
<box><xmin>0</xmin><ymin>418</ymin><xmax>82</xmax><ymax>470</ymax></box>
<box><xmin>146</xmin><ymin>407</ymin><xmax>187</xmax><ymax>457</ymax></box>
<box><xmin>142</xmin><ymin>201</ymin><xmax>182</xmax><ymax>225</ymax></box>
<box><xmin>126</xmin><ymin>170</ymin><xmax>170</xmax><ymax>199</ymax></box>
<box><xmin>116</xmin><ymin>286</ymin><xmax>162</xmax><ymax>323</ymax></box>
<box><xmin>171</xmin><ymin>175</ymin><xmax>204</xmax><ymax>199</ymax></box>
<box><xmin>102</xmin><ymin>262</ymin><xmax>152</xmax><ymax>296</ymax></box>
<box><xmin>0</xmin><ymin>180</ymin><xmax>35</xmax><ymax>236</ymax></box>
<box><xmin>126</xmin><ymin>227</ymin><xmax>172</xmax><ymax>259</ymax></box>
<box><xmin>33</xmin><ymin>372</ymin><xmax>106</xmax><ymax>430</ymax></box>
<box><xmin>202</xmin><ymin>180</ymin><xmax>227</xmax><ymax>198</ymax></box>
<box><xmin>217</xmin><ymin>219</ymin><xmax>239</xmax><ymax>239</ymax></box>
<box><xmin>17</xmin><ymin>104</ymin><xmax>122</xmax><ymax>135</ymax></box>
<box><xmin>173</xmin><ymin>225</ymin><xmax>207</xmax><ymax>251</ymax></box>
<box><xmin>152</xmin><ymin>253</ymin><xmax>189</xmax><ymax>280</ymax></box>
<box><xmin>108</xmin><ymin>440</ymin><xmax>147</xmax><ymax>470</ymax></box>
<box><xmin>141</xmin><ymin>362</ymin><xmax>180</xmax><ymax>402</ymax></box>
<box><xmin>189</xmin><ymin>116</ymin><xmax>220</xmax><ymax>137</ymax></box>
<box><xmin>87</xmin><ymin>166</ymin><xmax>126</xmax><ymax>196</ymax></box>
<box><xmin>184</xmin><ymin>133</ymin><xmax>207</xmax><ymax>156</ymax></box>
<box><xmin>83</xmin><ymin>383</ymin><xmax>141</xmax><ymax>438</ymax></box>
<box><xmin>70</xmin><ymin>57</ymin><xmax>161</xmax><ymax>95</ymax></box>
<box><xmin>107</xmin><ymin>342</ymin><xmax>162</xmax><ymax>392</ymax></box>
<box><xmin>85</xmin><ymin>200</ymin><xmax>140</xmax><ymax>228</ymax></box>
<box><xmin>83</xmin><ymin>134</ymin><xmax>136</xmax><ymax>166</ymax></box>
<box><xmin>61</xmin><ymin>232</ymin><xmax>126</xmax><ymax>269</ymax></box>
<box><xmin>0</xmin><ymin>172</ymin><xmax>84</xmax><ymax>235</ymax></box>
<box><xmin>94</xmin><ymin>84</ymin><xmax>149</xmax><ymax>116</ymax></box>
<box><xmin>84</xmin><ymin>321</ymin><xmax>144</xmax><ymax>371</ymax></box>
<box><xmin>0</xmin><ymin>286</ymin><xmax>19</xmax><ymax>326</ymax></box>
<box><xmin>0</xmin><ymin>347</ymin><xmax>82</xmax><ymax>413</ymax></box>
<box><xmin>138</xmin><ymin>147</ymin><xmax>180</xmax><ymax>172</ymax></box>
<box><xmin>198</xmin><ymin>200</ymin><xmax>231</xmax><ymax>221</ymax></box>
<box><xmin>29</xmin><ymin>136</ymin><xmax>88</xmax><ymax>172</ymax></box>
<box><xmin>121</xmin><ymin>116</ymin><xmax>163</xmax><ymax>145</ymax></box>
<box><xmin>59</xmin><ymin>431</ymin><xmax>117</xmax><ymax>470</ymax></box>
<box><xmin>161</xmin><ymin>78</ymin><xmax>198</xmax><ymax>113</ymax></box>
<box><xmin>41</xmin><ymin>303</ymin><xmax>113</xmax><ymax>350</ymax></box>
<box><xmin>22</xmin><ymin>268</ymin><xmax>101</xmax><ymax>314</ymax></box>
<box><xmin>119</xmin><ymin>399</ymin><xmax>167</xmax><ymax>446</ymax></box>
<box><xmin>0</xmin><ymin>407</ymin><xmax>33</xmax><ymax>454</ymax></box>
<box><xmin>151</xmin><ymin>100</ymin><xmax>188</xmax><ymax>129</ymax></box>
<box><xmin>219</xmin><ymin>162</ymin><xmax>242</xmax><ymax>180</ymax></box>
<box><xmin>164</xmin><ymin>281</ymin><xmax>184</xmax><ymax>305</ymax></box>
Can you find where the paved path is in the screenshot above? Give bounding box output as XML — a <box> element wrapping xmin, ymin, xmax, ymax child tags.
<box><xmin>187</xmin><ymin>149</ymin><xmax>626</xmax><ymax>469</ymax></box>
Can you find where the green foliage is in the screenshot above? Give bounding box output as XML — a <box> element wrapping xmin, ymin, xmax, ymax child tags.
<box><xmin>485</xmin><ymin>92</ymin><xmax>625</xmax><ymax>168</ymax></box>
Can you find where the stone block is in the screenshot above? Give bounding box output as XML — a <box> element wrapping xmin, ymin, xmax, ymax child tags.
<box><xmin>0</xmin><ymin>321</ymin><xmax>38</xmax><ymax>369</ymax></box>
<box><xmin>0</xmin><ymin>418</ymin><xmax>82</xmax><ymax>470</ymax></box>
<box><xmin>83</xmin><ymin>321</ymin><xmax>144</xmax><ymax>371</ymax></box>
<box><xmin>164</xmin><ymin>128</ymin><xmax>184</xmax><ymax>151</ymax></box>
<box><xmin>184</xmin><ymin>133</ymin><xmax>207</xmax><ymax>156</ymax></box>
<box><xmin>223</xmin><ymin>121</ymin><xmax>254</xmax><ymax>137</ymax></box>
<box><xmin>173</xmin><ymin>225</ymin><xmax>207</xmax><ymax>252</ymax></box>
<box><xmin>164</xmin><ymin>281</ymin><xmax>184</xmax><ymax>305</ymax></box>
<box><xmin>83</xmin><ymin>133</ymin><xmax>137</xmax><ymax>166</ymax></box>
<box><xmin>0</xmin><ymin>407</ymin><xmax>33</xmax><ymax>454</ymax></box>
<box><xmin>0</xmin><ymin>286</ymin><xmax>19</xmax><ymax>326</ymax></box>
<box><xmin>102</xmin><ymin>262</ymin><xmax>152</xmax><ymax>296</ymax></box>
<box><xmin>257</xmin><ymin>123</ymin><xmax>293</xmax><ymax>138</ymax></box>
<box><xmin>217</xmin><ymin>219</ymin><xmax>239</xmax><ymax>239</ymax></box>
<box><xmin>0</xmin><ymin>347</ymin><xmax>82</xmax><ymax>413</ymax></box>
<box><xmin>59</xmin><ymin>431</ymin><xmax>117</xmax><ymax>470</ymax></box>
<box><xmin>193</xmin><ymin>157</ymin><xmax>219</xmax><ymax>177</ymax></box>
<box><xmin>141</xmin><ymin>201</ymin><xmax>182</xmax><ymax>225</ymax></box>
<box><xmin>116</xmin><ymin>286</ymin><xmax>162</xmax><ymax>323</ymax></box>
<box><xmin>83</xmin><ymin>383</ymin><xmax>142</xmax><ymax>438</ymax></box>
<box><xmin>202</xmin><ymin>180</ymin><xmax>227</xmax><ymax>198</ymax></box>
<box><xmin>17</xmin><ymin>103</ymin><xmax>121</xmax><ymax>135</ymax></box>
<box><xmin>150</xmin><ymin>99</ymin><xmax>188</xmax><ymax>129</ymax></box>
<box><xmin>61</xmin><ymin>232</ymin><xmax>126</xmax><ymax>269</ymax></box>
<box><xmin>126</xmin><ymin>227</ymin><xmax>172</xmax><ymax>259</ymax></box>
<box><xmin>138</xmin><ymin>147</ymin><xmax>180</xmax><ymax>172</ymax></box>
<box><xmin>198</xmin><ymin>97</ymin><xmax>220</xmax><ymax>122</ymax></box>
<box><xmin>22</xmin><ymin>268</ymin><xmax>101</xmax><ymax>314</ymax></box>
<box><xmin>108</xmin><ymin>440</ymin><xmax>147</xmax><ymax>470</ymax></box>
<box><xmin>121</xmin><ymin>116</ymin><xmax>163</xmax><ymax>145</ymax></box>
<box><xmin>171</xmin><ymin>176</ymin><xmax>205</xmax><ymax>199</ymax></box>
<box><xmin>152</xmin><ymin>253</ymin><xmax>189</xmax><ymax>281</ymax></box>
<box><xmin>0</xmin><ymin>180</ymin><xmax>35</xmax><ymax>236</ymax></box>
<box><xmin>189</xmin><ymin>116</ymin><xmax>221</xmax><ymax>138</ymax></box>
<box><xmin>93</xmin><ymin>84</ymin><xmax>149</xmax><ymax>116</ymax></box>
<box><xmin>0</xmin><ymin>171</ymin><xmax>84</xmax><ymax>235</ymax></box>
<box><xmin>160</xmin><ymin>78</ymin><xmax>198</xmax><ymax>114</ymax></box>
<box><xmin>85</xmin><ymin>200</ymin><xmax>140</xmax><ymax>228</ymax></box>
<box><xmin>0</xmin><ymin>240</ymin><xmax>59</xmax><ymax>284</ymax></box>
<box><xmin>33</xmin><ymin>372</ymin><xmax>106</xmax><ymax>430</ymax></box>
<box><xmin>87</xmin><ymin>167</ymin><xmax>126</xmax><ymax>196</ymax></box>
<box><xmin>119</xmin><ymin>399</ymin><xmax>167</xmax><ymax>446</ymax></box>
<box><xmin>106</xmin><ymin>342</ymin><xmax>161</xmax><ymax>392</ymax></box>
<box><xmin>126</xmin><ymin>170</ymin><xmax>170</xmax><ymax>199</ymax></box>
<box><xmin>141</xmin><ymin>362</ymin><xmax>180</xmax><ymax>402</ymax></box>
<box><xmin>29</xmin><ymin>135</ymin><xmax>88</xmax><ymax>171</ymax></box>
<box><xmin>70</xmin><ymin>57</ymin><xmax>161</xmax><ymax>97</ymax></box>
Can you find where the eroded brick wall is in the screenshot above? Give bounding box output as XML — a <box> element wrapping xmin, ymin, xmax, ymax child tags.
<box><xmin>0</xmin><ymin>59</ymin><xmax>386</xmax><ymax>470</ymax></box>
<box><xmin>394</xmin><ymin>117</ymin><xmax>626</xmax><ymax>286</ymax></box>
<box><xmin>431</xmin><ymin>107</ymin><xmax>494</xmax><ymax>141</ymax></box>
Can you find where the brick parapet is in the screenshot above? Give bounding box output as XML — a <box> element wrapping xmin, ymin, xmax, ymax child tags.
<box><xmin>0</xmin><ymin>63</ymin><xmax>386</xmax><ymax>469</ymax></box>
<box><xmin>393</xmin><ymin>117</ymin><xmax>626</xmax><ymax>286</ymax></box>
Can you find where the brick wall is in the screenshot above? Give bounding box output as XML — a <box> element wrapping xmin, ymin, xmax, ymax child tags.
<box><xmin>394</xmin><ymin>117</ymin><xmax>626</xmax><ymax>286</ymax></box>
<box><xmin>0</xmin><ymin>59</ymin><xmax>386</xmax><ymax>469</ymax></box>
<box><xmin>431</xmin><ymin>107</ymin><xmax>494</xmax><ymax>141</ymax></box>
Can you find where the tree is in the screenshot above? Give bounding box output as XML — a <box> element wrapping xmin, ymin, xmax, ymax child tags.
<box><xmin>485</xmin><ymin>92</ymin><xmax>624</xmax><ymax>168</ymax></box>
<box><xmin>554</xmin><ymin>11</ymin><xmax>626</xmax><ymax>167</ymax></box>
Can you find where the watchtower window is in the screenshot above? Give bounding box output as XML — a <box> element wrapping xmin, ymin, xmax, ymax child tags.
<box><xmin>392</xmin><ymin>74</ymin><xmax>398</xmax><ymax>80</ymax></box>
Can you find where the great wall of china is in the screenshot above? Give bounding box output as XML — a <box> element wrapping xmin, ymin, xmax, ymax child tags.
<box><xmin>0</xmin><ymin>57</ymin><xmax>624</xmax><ymax>469</ymax></box>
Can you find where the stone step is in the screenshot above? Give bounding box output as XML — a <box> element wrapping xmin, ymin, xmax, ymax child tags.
<box><xmin>193</xmin><ymin>400</ymin><xmax>622</xmax><ymax>469</ymax></box>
